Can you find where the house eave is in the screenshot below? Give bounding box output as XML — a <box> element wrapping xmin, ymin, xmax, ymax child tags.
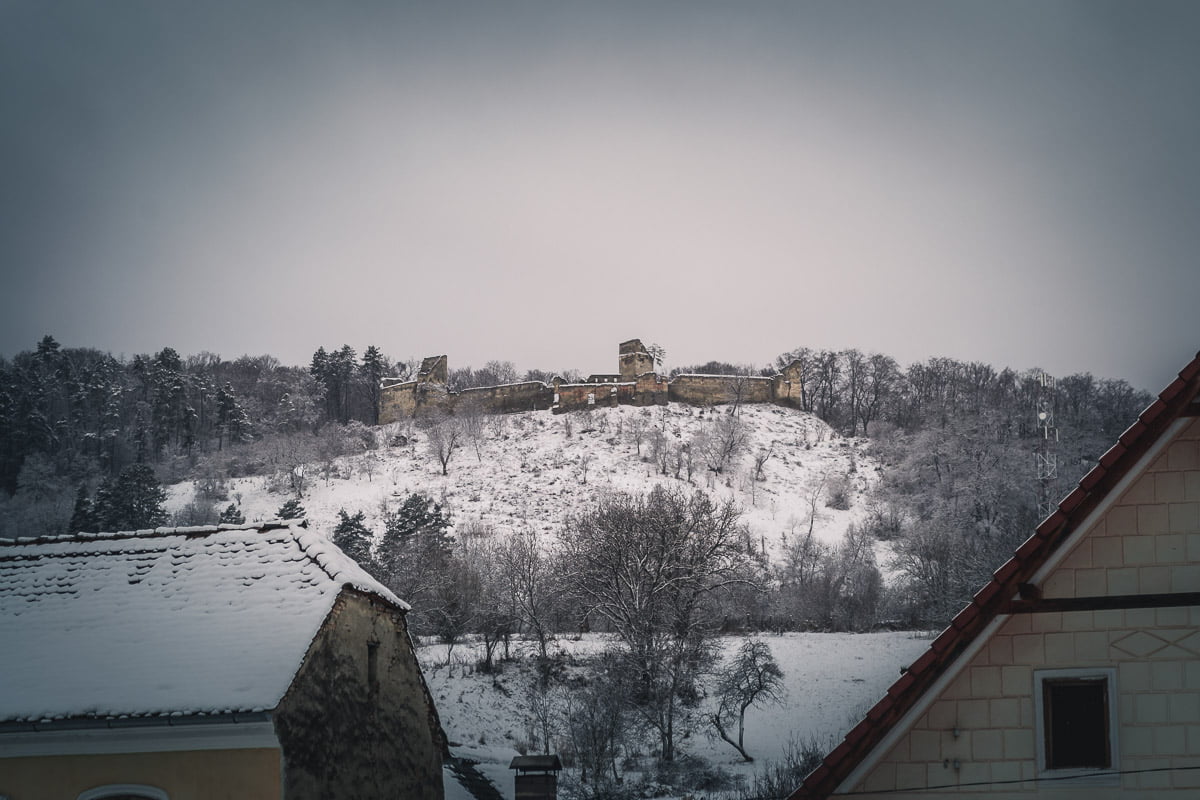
<box><xmin>0</xmin><ymin>713</ymin><xmax>279</xmax><ymax>758</ymax></box>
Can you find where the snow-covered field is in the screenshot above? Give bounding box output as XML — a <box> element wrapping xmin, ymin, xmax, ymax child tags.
<box><xmin>424</xmin><ymin>631</ymin><xmax>933</xmax><ymax>799</ymax></box>
<box><xmin>166</xmin><ymin>403</ymin><xmax>880</xmax><ymax>561</ymax></box>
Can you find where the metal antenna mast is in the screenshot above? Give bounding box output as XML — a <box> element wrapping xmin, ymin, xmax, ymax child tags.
<box><xmin>1035</xmin><ymin>371</ymin><xmax>1059</xmax><ymax>521</ymax></box>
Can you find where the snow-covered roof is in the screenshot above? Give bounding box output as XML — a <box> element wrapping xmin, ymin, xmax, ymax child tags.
<box><xmin>0</xmin><ymin>521</ymin><xmax>406</xmax><ymax>724</ymax></box>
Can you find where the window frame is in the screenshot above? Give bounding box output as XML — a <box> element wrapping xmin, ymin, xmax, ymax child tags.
<box><xmin>1032</xmin><ymin>667</ymin><xmax>1119</xmax><ymax>785</ymax></box>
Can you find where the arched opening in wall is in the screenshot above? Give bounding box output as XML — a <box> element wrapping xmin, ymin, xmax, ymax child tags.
<box><xmin>77</xmin><ymin>785</ymin><xmax>170</xmax><ymax>800</ymax></box>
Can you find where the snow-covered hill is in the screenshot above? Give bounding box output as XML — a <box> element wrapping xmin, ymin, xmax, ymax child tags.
<box><xmin>160</xmin><ymin>404</ymin><xmax>916</xmax><ymax>799</ymax></box>
<box><xmin>166</xmin><ymin>402</ymin><xmax>880</xmax><ymax>561</ymax></box>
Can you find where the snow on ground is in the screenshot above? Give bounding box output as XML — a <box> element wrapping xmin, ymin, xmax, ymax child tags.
<box><xmin>157</xmin><ymin>404</ymin><xmax>918</xmax><ymax>797</ymax></box>
<box><xmin>166</xmin><ymin>403</ymin><xmax>881</xmax><ymax>562</ymax></box>
<box><xmin>422</xmin><ymin>631</ymin><xmax>933</xmax><ymax>799</ymax></box>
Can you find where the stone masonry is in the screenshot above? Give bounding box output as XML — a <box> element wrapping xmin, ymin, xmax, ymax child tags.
<box><xmin>378</xmin><ymin>339</ymin><xmax>804</xmax><ymax>423</ymax></box>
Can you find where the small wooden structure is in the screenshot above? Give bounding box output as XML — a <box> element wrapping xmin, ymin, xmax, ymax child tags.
<box><xmin>509</xmin><ymin>754</ymin><xmax>563</xmax><ymax>800</ymax></box>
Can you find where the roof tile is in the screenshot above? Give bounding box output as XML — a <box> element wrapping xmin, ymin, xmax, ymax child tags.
<box><xmin>1099</xmin><ymin>442</ymin><xmax>1126</xmax><ymax>467</ymax></box>
<box><xmin>906</xmin><ymin>649</ymin><xmax>938</xmax><ymax>677</ymax></box>
<box><xmin>1119</xmin><ymin>420</ymin><xmax>1148</xmax><ymax>446</ymax></box>
<box><xmin>992</xmin><ymin>558</ymin><xmax>1019</xmax><ymax>583</ymax></box>
<box><xmin>1180</xmin><ymin>355</ymin><xmax>1200</xmax><ymax>381</ymax></box>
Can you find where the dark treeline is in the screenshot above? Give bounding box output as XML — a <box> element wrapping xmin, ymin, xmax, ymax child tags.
<box><xmin>0</xmin><ymin>336</ymin><xmax>411</xmax><ymax>493</ymax></box>
<box><xmin>446</xmin><ymin>359</ymin><xmax>585</xmax><ymax>392</ymax></box>
<box><xmin>0</xmin><ymin>336</ymin><xmax>417</xmax><ymax>536</ymax></box>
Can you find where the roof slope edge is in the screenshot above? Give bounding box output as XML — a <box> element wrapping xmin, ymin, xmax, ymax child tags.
<box><xmin>790</xmin><ymin>350</ymin><xmax>1200</xmax><ymax>799</ymax></box>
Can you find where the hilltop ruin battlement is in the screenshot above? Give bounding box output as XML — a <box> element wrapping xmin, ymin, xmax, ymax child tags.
<box><xmin>379</xmin><ymin>339</ymin><xmax>804</xmax><ymax>423</ymax></box>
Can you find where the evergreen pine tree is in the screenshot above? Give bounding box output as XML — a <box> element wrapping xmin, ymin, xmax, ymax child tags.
<box><xmin>332</xmin><ymin>508</ymin><xmax>373</xmax><ymax>567</ymax></box>
<box><xmin>360</xmin><ymin>345</ymin><xmax>388</xmax><ymax>425</ymax></box>
<box><xmin>219</xmin><ymin>503</ymin><xmax>245</xmax><ymax>525</ymax></box>
<box><xmin>377</xmin><ymin>493</ymin><xmax>453</xmax><ymax>594</ymax></box>
<box><xmin>277</xmin><ymin>498</ymin><xmax>306</xmax><ymax>520</ymax></box>
<box><xmin>380</xmin><ymin>493</ymin><xmax>452</xmax><ymax>561</ymax></box>
<box><xmin>67</xmin><ymin>484</ymin><xmax>95</xmax><ymax>533</ymax></box>
<box><xmin>93</xmin><ymin>464</ymin><xmax>168</xmax><ymax>531</ymax></box>
<box><xmin>215</xmin><ymin>382</ymin><xmax>251</xmax><ymax>449</ymax></box>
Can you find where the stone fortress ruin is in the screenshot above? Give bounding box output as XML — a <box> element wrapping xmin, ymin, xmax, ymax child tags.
<box><xmin>379</xmin><ymin>339</ymin><xmax>805</xmax><ymax>424</ymax></box>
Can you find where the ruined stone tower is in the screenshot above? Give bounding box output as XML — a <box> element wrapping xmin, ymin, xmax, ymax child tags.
<box><xmin>618</xmin><ymin>339</ymin><xmax>656</xmax><ymax>381</ymax></box>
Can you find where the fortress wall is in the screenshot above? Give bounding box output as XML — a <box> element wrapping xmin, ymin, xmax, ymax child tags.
<box><xmin>380</xmin><ymin>381</ymin><xmax>418</xmax><ymax>424</ymax></box>
<box><xmin>633</xmin><ymin>373</ymin><xmax>670</xmax><ymax>406</ymax></box>
<box><xmin>552</xmin><ymin>382</ymin><xmax>633</xmax><ymax>413</ymax></box>
<box><xmin>380</xmin><ymin>341</ymin><xmax>805</xmax><ymax>420</ymax></box>
<box><xmin>773</xmin><ymin>361</ymin><xmax>805</xmax><ymax>407</ymax></box>
<box><xmin>667</xmin><ymin>374</ymin><xmax>773</xmax><ymax>406</ymax></box>
<box><xmin>455</xmin><ymin>382</ymin><xmax>552</xmax><ymax>415</ymax></box>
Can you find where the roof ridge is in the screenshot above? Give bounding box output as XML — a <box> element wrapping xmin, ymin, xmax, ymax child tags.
<box><xmin>1</xmin><ymin>520</ymin><xmax>299</xmax><ymax>547</ymax></box>
<box><xmin>289</xmin><ymin>523</ymin><xmax>409</xmax><ymax>611</ymax></box>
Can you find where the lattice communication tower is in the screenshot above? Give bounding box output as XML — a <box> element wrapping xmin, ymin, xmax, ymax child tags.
<box><xmin>1034</xmin><ymin>371</ymin><xmax>1059</xmax><ymax>521</ymax></box>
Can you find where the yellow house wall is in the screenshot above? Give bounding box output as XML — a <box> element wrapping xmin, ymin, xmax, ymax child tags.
<box><xmin>0</xmin><ymin>747</ymin><xmax>281</xmax><ymax>800</ymax></box>
<box><xmin>848</xmin><ymin>418</ymin><xmax>1200</xmax><ymax>798</ymax></box>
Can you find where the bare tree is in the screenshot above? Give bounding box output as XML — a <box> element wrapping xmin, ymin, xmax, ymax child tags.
<box><xmin>421</xmin><ymin>411</ymin><xmax>463</xmax><ymax>475</ymax></box>
<box><xmin>457</xmin><ymin>396</ymin><xmax>487</xmax><ymax>463</ymax></box>
<box><xmin>626</xmin><ymin>411</ymin><xmax>650</xmax><ymax>458</ymax></box>
<box><xmin>560</xmin><ymin>487</ymin><xmax>757</xmax><ymax>762</ymax></box>
<box><xmin>694</xmin><ymin>414</ymin><xmax>748</xmax><ymax>475</ymax></box>
<box><xmin>752</xmin><ymin>444</ymin><xmax>774</xmax><ymax>482</ymax></box>
<box><xmin>725</xmin><ymin>372</ymin><xmax>754</xmax><ymax>417</ymax></box>
<box><xmin>498</xmin><ymin>527</ymin><xmax>556</xmax><ymax>661</ymax></box>
<box><xmin>560</xmin><ymin>659</ymin><xmax>632</xmax><ymax>790</ymax></box>
<box><xmin>524</xmin><ymin>678</ymin><xmax>559</xmax><ymax>756</ymax></box>
<box><xmin>710</xmin><ymin>639</ymin><xmax>786</xmax><ymax>761</ymax></box>
<box><xmin>646</xmin><ymin>342</ymin><xmax>667</xmax><ymax>371</ymax></box>
<box><xmin>576</xmin><ymin>453</ymin><xmax>593</xmax><ymax>485</ymax></box>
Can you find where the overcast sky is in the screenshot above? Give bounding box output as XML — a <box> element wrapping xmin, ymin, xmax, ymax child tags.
<box><xmin>2</xmin><ymin>1</ymin><xmax>1197</xmax><ymax>391</ymax></box>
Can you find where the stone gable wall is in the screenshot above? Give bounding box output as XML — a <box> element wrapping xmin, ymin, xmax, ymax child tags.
<box><xmin>275</xmin><ymin>591</ymin><xmax>444</xmax><ymax>800</ymax></box>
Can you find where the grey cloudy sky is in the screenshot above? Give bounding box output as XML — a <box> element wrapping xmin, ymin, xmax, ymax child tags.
<box><xmin>2</xmin><ymin>1</ymin><xmax>1197</xmax><ymax>391</ymax></box>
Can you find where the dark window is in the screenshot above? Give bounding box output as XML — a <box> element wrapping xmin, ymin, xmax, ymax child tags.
<box><xmin>1043</xmin><ymin>677</ymin><xmax>1110</xmax><ymax>770</ymax></box>
<box><xmin>367</xmin><ymin>641</ymin><xmax>380</xmax><ymax>696</ymax></box>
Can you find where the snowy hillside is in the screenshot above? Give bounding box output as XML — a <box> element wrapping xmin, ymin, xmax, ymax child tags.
<box><xmin>159</xmin><ymin>403</ymin><xmax>918</xmax><ymax>799</ymax></box>
<box><xmin>165</xmin><ymin>402</ymin><xmax>879</xmax><ymax>561</ymax></box>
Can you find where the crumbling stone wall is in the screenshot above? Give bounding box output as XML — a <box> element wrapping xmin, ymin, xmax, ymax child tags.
<box><xmin>633</xmin><ymin>372</ymin><xmax>670</xmax><ymax>406</ymax></box>
<box><xmin>379</xmin><ymin>339</ymin><xmax>804</xmax><ymax>423</ymax></box>
<box><xmin>416</xmin><ymin>355</ymin><xmax>448</xmax><ymax>384</ymax></box>
<box><xmin>380</xmin><ymin>380</ymin><xmax>419</xmax><ymax>420</ymax></box>
<box><xmin>274</xmin><ymin>590</ymin><xmax>444</xmax><ymax>800</ymax></box>
<box><xmin>552</xmin><ymin>382</ymin><xmax>628</xmax><ymax>414</ymax></box>
<box><xmin>667</xmin><ymin>374</ymin><xmax>774</xmax><ymax>406</ymax></box>
<box><xmin>458</xmin><ymin>381</ymin><xmax>552</xmax><ymax>414</ymax></box>
<box><xmin>773</xmin><ymin>359</ymin><xmax>805</xmax><ymax>407</ymax></box>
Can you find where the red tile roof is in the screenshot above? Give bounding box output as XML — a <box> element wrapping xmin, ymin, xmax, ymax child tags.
<box><xmin>789</xmin><ymin>350</ymin><xmax>1200</xmax><ymax>799</ymax></box>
